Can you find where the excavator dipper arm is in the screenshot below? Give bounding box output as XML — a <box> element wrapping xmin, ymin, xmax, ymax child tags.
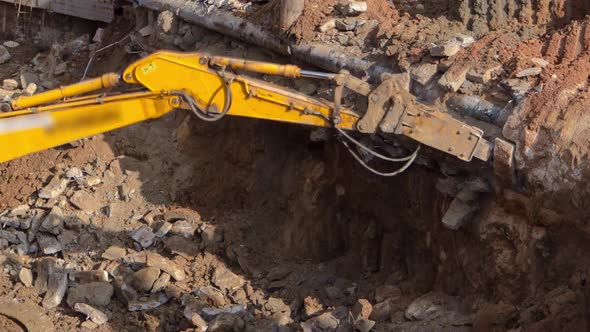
<box><xmin>0</xmin><ymin>51</ymin><xmax>492</xmax><ymax>169</ymax></box>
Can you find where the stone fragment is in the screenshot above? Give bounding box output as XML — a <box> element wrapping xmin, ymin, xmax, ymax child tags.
<box><xmin>301</xmin><ymin>311</ymin><xmax>339</xmax><ymax>331</ymax></box>
<box><xmin>40</xmin><ymin>206</ymin><xmax>64</xmax><ymax>235</ymax></box>
<box><xmin>335</xmin><ymin>18</ymin><xmax>358</xmax><ymax>31</ymax></box>
<box><xmin>515</xmin><ymin>67</ymin><xmax>542</xmax><ymax>78</ymax></box>
<box><xmin>20</xmin><ymin>72</ymin><xmax>39</xmax><ymax>88</ymax></box>
<box><xmin>157</xmin><ymin>10</ymin><xmax>177</xmax><ymax>34</ymax></box>
<box><xmin>151</xmin><ymin>272</ymin><xmax>171</xmax><ymax>293</ymax></box>
<box><xmin>352</xmin><ymin>299</ymin><xmax>373</xmax><ymax>320</ymax></box>
<box><xmin>531</xmin><ymin>57</ymin><xmax>549</xmax><ymax>68</ymax></box>
<box><xmin>132</xmin><ymin>267</ymin><xmax>161</xmax><ymax>292</ymax></box>
<box><xmin>35</xmin><ymin>257</ymin><xmax>56</xmax><ymax>294</ymax></box>
<box><xmin>0</xmin><ymin>45</ymin><xmax>11</xmax><ymax>64</ymax></box>
<box><xmin>467</xmin><ymin>63</ymin><xmax>502</xmax><ymax>83</ymax></box>
<box><xmin>171</xmin><ymin>219</ymin><xmax>195</xmax><ymax>238</ymax></box>
<box><xmin>54</xmin><ymin>62</ymin><xmax>67</xmax><ymax>76</ymax></box>
<box><xmin>354</xmin><ymin>318</ymin><xmax>376</xmax><ymax>332</ymax></box>
<box><xmin>154</xmin><ymin>221</ymin><xmax>173</xmax><ymax>237</ymax></box>
<box><xmin>212</xmin><ymin>265</ymin><xmax>244</xmax><ymax>292</ymax></box>
<box><xmin>3</xmin><ymin>41</ymin><xmax>19</xmax><ymax>48</ymax></box>
<box><xmin>67</xmin><ymin>282</ymin><xmax>114</xmax><ymax>306</ymax></box>
<box><xmin>339</xmin><ymin>1</ymin><xmax>367</xmax><ymax>16</ymax></box>
<box><xmin>2</xmin><ymin>79</ymin><xmax>18</xmax><ymax>90</ymax></box>
<box><xmin>454</xmin><ymin>34</ymin><xmax>475</xmax><ymax>47</ymax></box>
<box><xmin>208</xmin><ymin>313</ymin><xmax>245</xmax><ymax>332</ymax></box>
<box><xmin>92</xmin><ymin>28</ymin><xmax>105</xmax><ymax>43</ymax></box>
<box><xmin>265</xmin><ymin>297</ymin><xmax>291</xmax><ymax>314</ymax></box>
<box><xmin>438</xmin><ymin>63</ymin><xmax>471</xmax><ymax>92</ymax></box>
<box><xmin>189</xmin><ymin>312</ymin><xmax>208</xmax><ymax>331</ymax></box>
<box><xmin>430</xmin><ymin>39</ymin><xmax>461</xmax><ymax>57</ymax></box>
<box><xmin>319</xmin><ymin>19</ymin><xmax>336</xmax><ymax>32</ymax></box>
<box><xmin>139</xmin><ymin>25</ymin><xmax>154</xmax><ymax>37</ymax></box>
<box><xmin>410</xmin><ymin>63</ymin><xmax>438</xmax><ymax>85</ymax></box>
<box><xmin>66</xmin><ymin>167</ymin><xmax>83</xmax><ymax>179</ymax></box>
<box><xmin>81</xmin><ymin>176</ymin><xmax>101</xmax><ymax>187</ymax></box>
<box><xmin>200</xmin><ymin>224</ymin><xmax>224</xmax><ymax>246</ymax></box>
<box><xmin>303</xmin><ymin>296</ymin><xmax>323</xmax><ymax>318</ymax></box>
<box><xmin>195</xmin><ymin>286</ymin><xmax>226</xmax><ymax>307</ymax></box>
<box><xmin>37</xmin><ymin>233</ymin><xmax>62</xmax><ymax>254</ymax></box>
<box><xmin>441</xmin><ymin>196</ymin><xmax>479</xmax><ymax>230</ymax></box>
<box><xmin>70</xmin><ymin>270</ymin><xmax>109</xmax><ymax>284</ymax></box>
<box><xmin>19</xmin><ymin>267</ymin><xmax>33</xmax><ymax>287</ymax></box>
<box><xmin>102</xmin><ymin>245</ymin><xmax>127</xmax><ymax>260</ymax></box>
<box><xmin>42</xmin><ymin>271</ymin><xmax>67</xmax><ymax>309</ymax></box>
<box><xmin>38</xmin><ymin>175</ymin><xmax>67</xmax><ymax>199</ymax></box>
<box><xmin>24</xmin><ymin>83</ymin><xmax>37</xmax><ymax>96</ymax></box>
<box><xmin>81</xmin><ymin>321</ymin><xmax>98</xmax><ymax>330</ymax></box>
<box><xmin>502</xmin><ymin>79</ymin><xmax>531</xmax><ymax>100</ymax></box>
<box><xmin>128</xmin><ymin>292</ymin><xmax>169</xmax><ymax>311</ymax></box>
<box><xmin>201</xmin><ymin>304</ymin><xmax>246</xmax><ymax>320</ymax></box>
<box><xmin>370</xmin><ymin>300</ymin><xmax>392</xmax><ymax>322</ymax></box>
<box><xmin>74</xmin><ymin>303</ymin><xmax>108</xmax><ymax>325</ymax></box>
<box><xmin>405</xmin><ymin>293</ymin><xmax>444</xmax><ymax>321</ymax></box>
<box><xmin>146</xmin><ymin>252</ymin><xmax>186</xmax><ymax>281</ymax></box>
<box><xmin>70</xmin><ymin>191</ymin><xmax>102</xmax><ymax>214</ymax></box>
<box><xmin>129</xmin><ymin>226</ymin><xmax>156</xmax><ymax>248</ymax></box>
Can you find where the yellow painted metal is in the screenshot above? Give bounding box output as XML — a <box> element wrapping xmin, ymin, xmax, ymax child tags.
<box><xmin>208</xmin><ymin>56</ymin><xmax>302</xmax><ymax>78</ymax></box>
<box><xmin>11</xmin><ymin>73</ymin><xmax>120</xmax><ymax>110</ymax></box>
<box><xmin>123</xmin><ymin>51</ymin><xmax>360</xmax><ymax>130</ymax></box>
<box><xmin>0</xmin><ymin>92</ymin><xmax>176</xmax><ymax>163</ymax></box>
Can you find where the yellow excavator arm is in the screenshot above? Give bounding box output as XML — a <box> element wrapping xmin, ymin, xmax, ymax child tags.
<box><xmin>0</xmin><ymin>51</ymin><xmax>492</xmax><ymax>173</ymax></box>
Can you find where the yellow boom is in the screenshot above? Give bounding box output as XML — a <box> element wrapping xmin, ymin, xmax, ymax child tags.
<box><xmin>0</xmin><ymin>51</ymin><xmax>492</xmax><ymax>170</ymax></box>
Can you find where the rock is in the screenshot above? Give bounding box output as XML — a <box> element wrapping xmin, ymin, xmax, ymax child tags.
<box><xmin>336</xmin><ymin>34</ymin><xmax>349</xmax><ymax>45</ymax></box>
<box><xmin>37</xmin><ymin>233</ymin><xmax>62</xmax><ymax>254</ymax></box>
<box><xmin>66</xmin><ymin>167</ymin><xmax>83</xmax><ymax>179</ymax></box>
<box><xmin>70</xmin><ymin>270</ymin><xmax>109</xmax><ymax>284</ymax></box>
<box><xmin>265</xmin><ymin>297</ymin><xmax>290</xmax><ymax>314</ymax></box>
<box><xmin>24</xmin><ymin>83</ymin><xmax>37</xmax><ymax>96</ymax></box>
<box><xmin>146</xmin><ymin>251</ymin><xmax>186</xmax><ymax>281</ymax></box>
<box><xmin>454</xmin><ymin>34</ymin><xmax>475</xmax><ymax>47</ymax></box>
<box><xmin>212</xmin><ymin>265</ymin><xmax>244</xmax><ymax>292</ymax></box>
<box><xmin>40</xmin><ymin>206</ymin><xmax>64</xmax><ymax>235</ymax></box>
<box><xmin>92</xmin><ymin>28</ymin><xmax>105</xmax><ymax>43</ymax></box>
<box><xmin>54</xmin><ymin>62</ymin><xmax>67</xmax><ymax>76</ymax></box>
<box><xmin>81</xmin><ymin>321</ymin><xmax>98</xmax><ymax>330</ymax></box>
<box><xmin>410</xmin><ymin>63</ymin><xmax>438</xmax><ymax>85</ymax></box>
<box><xmin>42</xmin><ymin>271</ymin><xmax>67</xmax><ymax>309</ymax></box>
<box><xmin>352</xmin><ymin>299</ymin><xmax>373</xmax><ymax>320</ymax></box>
<box><xmin>335</xmin><ymin>18</ymin><xmax>358</xmax><ymax>31</ymax></box>
<box><xmin>441</xmin><ymin>196</ymin><xmax>479</xmax><ymax>230</ymax></box>
<box><xmin>157</xmin><ymin>10</ymin><xmax>177</xmax><ymax>34</ymax></box>
<box><xmin>370</xmin><ymin>300</ymin><xmax>392</xmax><ymax>322</ymax></box>
<box><xmin>154</xmin><ymin>221</ymin><xmax>173</xmax><ymax>237</ymax></box>
<box><xmin>354</xmin><ymin>318</ymin><xmax>376</xmax><ymax>332</ymax></box>
<box><xmin>430</xmin><ymin>39</ymin><xmax>461</xmax><ymax>57</ymax></box>
<box><xmin>2</xmin><ymin>79</ymin><xmax>18</xmax><ymax>90</ymax></box>
<box><xmin>74</xmin><ymin>303</ymin><xmax>108</xmax><ymax>325</ymax></box>
<box><xmin>303</xmin><ymin>296</ymin><xmax>323</xmax><ymax>318</ymax></box>
<box><xmin>118</xmin><ymin>183</ymin><xmax>132</xmax><ymax>202</ymax></box>
<box><xmin>132</xmin><ymin>267</ymin><xmax>161</xmax><ymax>292</ymax></box>
<box><xmin>195</xmin><ymin>286</ymin><xmax>226</xmax><ymax>307</ymax></box>
<box><xmin>67</xmin><ymin>282</ymin><xmax>114</xmax><ymax>307</ymax></box>
<box><xmin>338</xmin><ymin>1</ymin><xmax>367</xmax><ymax>16</ymax></box>
<box><xmin>208</xmin><ymin>313</ymin><xmax>245</xmax><ymax>332</ymax></box>
<box><xmin>319</xmin><ymin>19</ymin><xmax>336</xmax><ymax>32</ymax></box>
<box><xmin>515</xmin><ymin>67</ymin><xmax>542</xmax><ymax>78</ymax></box>
<box><xmin>531</xmin><ymin>57</ymin><xmax>549</xmax><ymax>68</ymax></box>
<box><xmin>129</xmin><ymin>226</ymin><xmax>156</xmax><ymax>248</ymax></box>
<box><xmin>502</xmin><ymin>79</ymin><xmax>531</xmax><ymax>100</ymax></box>
<box><xmin>164</xmin><ymin>235</ymin><xmax>200</xmax><ymax>259</ymax></box>
<box><xmin>70</xmin><ymin>191</ymin><xmax>102</xmax><ymax>214</ymax></box>
<box><xmin>405</xmin><ymin>293</ymin><xmax>445</xmax><ymax>321</ymax></box>
<box><xmin>128</xmin><ymin>292</ymin><xmax>169</xmax><ymax>311</ymax></box>
<box><xmin>0</xmin><ymin>229</ymin><xmax>18</xmax><ymax>244</ymax></box>
<box><xmin>19</xmin><ymin>267</ymin><xmax>33</xmax><ymax>287</ymax></box>
<box><xmin>375</xmin><ymin>285</ymin><xmax>401</xmax><ymax>303</ymax></box>
<box><xmin>171</xmin><ymin>219</ymin><xmax>196</xmax><ymax>238</ymax></box>
<box><xmin>201</xmin><ymin>305</ymin><xmax>246</xmax><ymax>320</ymax></box>
<box><xmin>20</xmin><ymin>72</ymin><xmax>39</xmax><ymax>88</ymax></box>
<box><xmin>200</xmin><ymin>224</ymin><xmax>224</xmax><ymax>246</ymax></box>
<box><xmin>0</xmin><ymin>299</ymin><xmax>55</xmax><ymax>331</ymax></box>
<box><xmin>438</xmin><ymin>63</ymin><xmax>471</xmax><ymax>92</ymax></box>
<box><xmin>101</xmin><ymin>245</ymin><xmax>127</xmax><ymax>260</ymax></box>
<box><xmin>301</xmin><ymin>311</ymin><xmax>339</xmax><ymax>331</ymax></box>
<box><xmin>494</xmin><ymin>137</ymin><xmax>516</xmax><ymax>182</ymax></box>
<box><xmin>151</xmin><ymin>272</ymin><xmax>171</xmax><ymax>293</ymax></box>
<box><xmin>0</xmin><ymin>45</ymin><xmax>10</xmax><ymax>64</ymax></box>
<box><xmin>35</xmin><ymin>257</ymin><xmax>56</xmax><ymax>294</ymax></box>
<box><xmin>467</xmin><ymin>63</ymin><xmax>502</xmax><ymax>83</ymax></box>
<box><xmin>80</xmin><ymin>176</ymin><xmax>101</xmax><ymax>187</ymax></box>
<box><xmin>38</xmin><ymin>175</ymin><xmax>67</xmax><ymax>199</ymax></box>
<box><xmin>3</xmin><ymin>41</ymin><xmax>19</xmax><ymax>48</ymax></box>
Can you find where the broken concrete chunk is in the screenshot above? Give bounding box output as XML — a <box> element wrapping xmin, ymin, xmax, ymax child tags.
<box><xmin>319</xmin><ymin>19</ymin><xmax>336</xmax><ymax>32</ymax></box>
<box><xmin>129</xmin><ymin>225</ymin><xmax>156</xmax><ymax>248</ymax></box>
<box><xmin>430</xmin><ymin>39</ymin><xmax>461</xmax><ymax>57</ymax></box>
<box><xmin>467</xmin><ymin>63</ymin><xmax>502</xmax><ymax>83</ymax></box>
<box><xmin>151</xmin><ymin>272</ymin><xmax>171</xmax><ymax>293</ymax></box>
<box><xmin>0</xmin><ymin>299</ymin><xmax>55</xmax><ymax>332</ymax></box>
<box><xmin>2</xmin><ymin>78</ymin><xmax>18</xmax><ymax>90</ymax></box>
<box><xmin>19</xmin><ymin>267</ymin><xmax>33</xmax><ymax>287</ymax></box>
<box><xmin>101</xmin><ymin>245</ymin><xmax>127</xmax><ymax>260</ymax></box>
<box><xmin>41</xmin><ymin>206</ymin><xmax>64</xmax><ymax>235</ymax></box>
<box><xmin>410</xmin><ymin>63</ymin><xmax>438</xmax><ymax>85</ymax></box>
<box><xmin>74</xmin><ymin>303</ymin><xmax>108</xmax><ymax>325</ymax></box>
<box><xmin>70</xmin><ymin>190</ymin><xmax>103</xmax><ymax>214</ymax></box>
<box><xmin>70</xmin><ymin>270</ymin><xmax>109</xmax><ymax>284</ymax></box>
<box><xmin>502</xmin><ymin>79</ymin><xmax>532</xmax><ymax>100</ymax></box>
<box><xmin>66</xmin><ymin>167</ymin><xmax>83</xmax><ymax>179</ymax></box>
<box><xmin>0</xmin><ymin>45</ymin><xmax>11</xmax><ymax>64</ymax></box>
<box><xmin>132</xmin><ymin>267</ymin><xmax>161</xmax><ymax>292</ymax></box>
<box><xmin>516</xmin><ymin>67</ymin><xmax>542</xmax><ymax>78</ymax></box>
<box><xmin>438</xmin><ymin>63</ymin><xmax>471</xmax><ymax>92</ymax></box>
<box><xmin>128</xmin><ymin>292</ymin><xmax>169</xmax><ymax>311</ymax></box>
<box><xmin>24</xmin><ymin>83</ymin><xmax>37</xmax><ymax>96</ymax></box>
<box><xmin>212</xmin><ymin>265</ymin><xmax>245</xmax><ymax>292</ymax></box>
<box><xmin>38</xmin><ymin>175</ymin><xmax>67</xmax><ymax>199</ymax></box>
<box><xmin>146</xmin><ymin>252</ymin><xmax>186</xmax><ymax>281</ymax></box>
<box><xmin>42</xmin><ymin>271</ymin><xmax>67</xmax><ymax>309</ymax></box>
<box><xmin>201</xmin><ymin>304</ymin><xmax>247</xmax><ymax>320</ymax></box>
<box><xmin>338</xmin><ymin>1</ymin><xmax>367</xmax><ymax>16</ymax></box>
<box><xmin>335</xmin><ymin>18</ymin><xmax>358</xmax><ymax>31</ymax></box>
<box><xmin>442</xmin><ymin>197</ymin><xmax>478</xmax><ymax>230</ymax></box>
<box><xmin>67</xmin><ymin>282</ymin><xmax>114</xmax><ymax>307</ymax></box>
<box><xmin>37</xmin><ymin>233</ymin><xmax>62</xmax><ymax>254</ymax></box>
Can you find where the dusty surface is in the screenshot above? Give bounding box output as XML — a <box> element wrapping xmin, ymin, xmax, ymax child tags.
<box><xmin>0</xmin><ymin>0</ymin><xmax>590</xmax><ymax>331</ymax></box>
